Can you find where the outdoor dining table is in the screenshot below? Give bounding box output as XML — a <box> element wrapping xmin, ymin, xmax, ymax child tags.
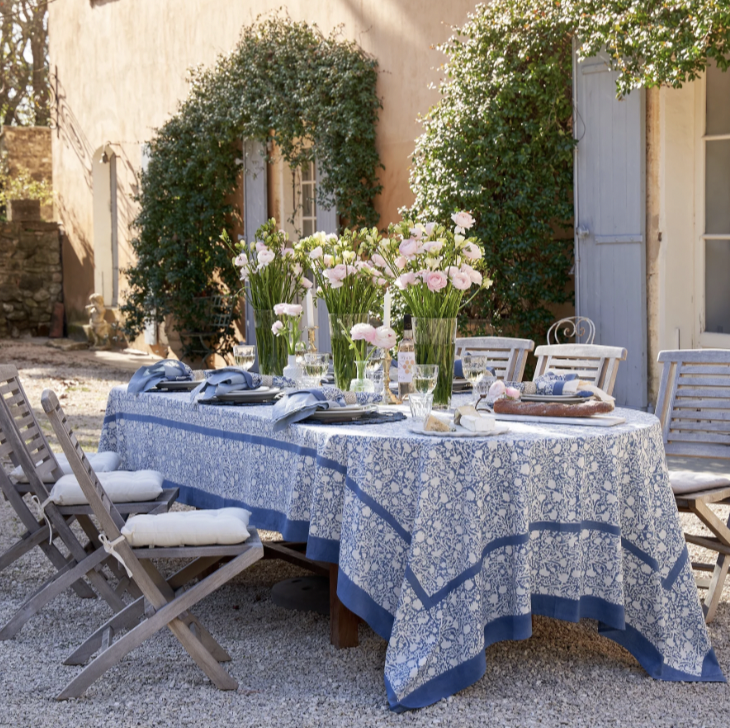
<box><xmin>99</xmin><ymin>387</ymin><xmax>725</xmax><ymax>710</ymax></box>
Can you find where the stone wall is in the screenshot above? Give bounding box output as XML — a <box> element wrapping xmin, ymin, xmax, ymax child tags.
<box><xmin>0</xmin><ymin>126</ymin><xmax>53</xmax><ymax>221</ymax></box>
<box><xmin>0</xmin><ymin>221</ymin><xmax>63</xmax><ymax>338</ymax></box>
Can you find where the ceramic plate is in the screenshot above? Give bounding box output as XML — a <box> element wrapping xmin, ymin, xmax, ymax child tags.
<box><xmin>306</xmin><ymin>405</ymin><xmax>376</xmax><ymax>423</ymax></box>
<box><xmin>213</xmin><ymin>387</ymin><xmax>279</xmax><ymax>403</ymax></box>
<box><xmin>409</xmin><ymin>422</ymin><xmax>510</xmax><ymax>438</ymax></box>
<box><xmin>155</xmin><ymin>380</ymin><xmax>203</xmax><ymax>392</ymax></box>
<box><xmin>520</xmin><ymin>394</ymin><xmax>591</xmax><ymax>404</ymax></box>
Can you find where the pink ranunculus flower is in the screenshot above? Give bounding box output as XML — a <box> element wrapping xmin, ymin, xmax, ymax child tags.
<box><xmin>449</xmin><ymin>271</ymin><xmax>472</xmax><ymax>290</ymax></box>
<box><xmin>395</xmin><ymin>255</ymin><xmax>408</xmax><ymax>270</ymax></box>
<box><xmin>284</xmin><ymin>248</ymin><xmax>295</xmax><ymax>257</ymax></box>
<box><xmin>300</xmin><ymin>277</ymin><xmax>313</xmax><ymax>289</ymax></box>
<box><xmin>425</xmin><ymin>222</ymin><xmax>437</xmax><ymax>236</ymax></box>
<box><xmin>256</xmin><ymin>242</ymin><xmax>268</xmax><ymax>252</ymax></box>
<box><xmin>372</xmin><ymin>326</ymin><xmax>397</xmax><ymax>350</ymax></box>
<box><xmin>325</xmin><ymin>264</ymin><xmax>348</xmax><ymax>283</ymax></box>
<box><xmin>399</xmin><ymin>238</ymin><xmax>419</xmax><ymax>257</ymax></box>
<box><xmin>451</xmin><ymin>211</ymin><xmax>475</xmax><ymax>233</ymax></box>
<box><xmin>309</xmin><ymin>246</ymin><xmax>323</xmax><ymax>260</ymax></box>
<box><xmin>323</xmin><ymin>254</ymin><xmax>334</xmax><ymax>266</ymax></box>
<box><xmin>505</xmin><ymin>387</ymin><xmax>521</xmax><ymax>401</ymax></box>
<box><xmin>283</xmin><ymin>303</ymin><xmax>303</xmax><ymax>317</ymax></box>
<box><xmin>258</xmin><ymin>249</ymin><xmax>275</xmax><ymax>266</ymax></box>
<box><xmin>461</xmin><ymin>263</ymin><xmax>483</xmax><ymax>285</ymax></box>
<box><xmin>345</xmin><ymin>265</ymin><xmax>358</xmax><ymax>277</ymax></box>
<box><xmin>234</xmin><ymin>253</ymin><xmax>247</xmax><ymax>267</ymax></box>
<box><xmin>350</xmin><ymin>323</ymin><xmax>377</xmax><ymax>344</ymax></box>
<box><xmin>395</xmin><ymin>272</ymin><xmax>417</xmax><ymax>290</ymax></box>
<box><xmin>271</xmin><ymin>320</ymin><xmax>284</xmax><ymax>335</ymax></box>
<box><xmin>422</xmin><ymin>240</ymin><xmax>444</xmax><ymax>254</ymax></box>
<box><xmin>273</xmin><ymin>303</ymin><xmax>289</xmax><ymax>316</ymax></box>
<box><xmin>409</xmin><ymin>225</ymin><xmax>424</xmax><ymax>240</ymax></box>
<box><xmin>462</xmin><ymin>242</ymin><xmax>483</xmax><ymax>260</ymax></box>
<box><xmin>377</xmin><ymin>277</ymin><xmax>388</xmax><ymax>286</ymax></box>
<box><xmin>371</xmin><ymin>253</ymin><xmax>387</xmax><ymax>268</ymax></box>
<box><xmin>488</xmin><ymin>380</ymin><xmax>506</xmax><ymax>399</ymax></box>
<box><xmin>424</xmin><ymin>270</ymin><xmax>448</xmax><ymax>292</ymax></box>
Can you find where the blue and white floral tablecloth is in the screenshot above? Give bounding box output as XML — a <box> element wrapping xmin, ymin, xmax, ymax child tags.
<box><xmin>100</xmin><ymin>387</ymin><xmax>724</xmax><ymax>710</ymax></box>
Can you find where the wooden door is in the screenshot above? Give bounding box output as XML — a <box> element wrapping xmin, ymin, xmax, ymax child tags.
<box><xmin>574</xmin><ymin>50</ymin><xmax>648</xmax><ymax>408</ymax></box>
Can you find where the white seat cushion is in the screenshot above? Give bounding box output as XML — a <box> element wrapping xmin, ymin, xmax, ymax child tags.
<box><xmin>669</xmin><ymin>470</ymin><xmax>730</xmax><ymax>495</ymax></box>
<box><xmin>11</xmin><ymin>451</ymin><xmax>121</xmax><ymax>484</ymax></box>
<box><xmin>121</xmin><ymin>508</ymin><xmax>252</xmax><ymax>548</ymax></box>
<box><xmin>49</xmin><ymin>470</ymin><xmax>164</xmax><ymax>506</ymax></box>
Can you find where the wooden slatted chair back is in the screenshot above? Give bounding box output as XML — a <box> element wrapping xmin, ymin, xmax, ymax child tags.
<box><xmin>454</xmin><ymin>336</ymin><xmax>535</xmax><ymax>382</ymax></box>
<box><xmin>0</xmin><ymin>364</ymin><xmax>61</xmax><ymax>485</ymax></box>
<box><xmin>655</xmin><ymin>349</ymin><xmax>730</xmax><ymax>461</ymax></box>
<box><xmin>40</xmin><ymin>389</ymin><xmax>126</xmax><ymax>533</ymax></box>
<box><xmin>532</xmin><ymin>343</ymin><xmax>628</xmax><ymax>396</ymax></box>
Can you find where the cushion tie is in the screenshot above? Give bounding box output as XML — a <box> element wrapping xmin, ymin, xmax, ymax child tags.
<box><xmin>30</xmin><ymin>495</ymin><xmax>54</xmax><ymax>544</ymax></box>
<box><xmin>100</xmin><ymin>533</ymin><xmax>133</xmax><ymax>578</ymax></box>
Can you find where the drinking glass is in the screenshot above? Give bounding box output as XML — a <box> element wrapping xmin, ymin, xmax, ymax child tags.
<box><xmin>233</xmin><ymin>344</ymin><xmax>256</xmax><ymax>371</ymax></box>
<box><xmin>303</xmin><ymin>353</ymin><xmax>329</xmax><ymax>387</ymax></box>
<box><xmin>413</xmin><ymin>364</ymin><xmax>439</xmax><ymax>394</ymax></box>
<box><xmin>367</xmin><ymin>369</ymin><xmax>384</xmax><ymax>396</ymax></box>
<box><xmin>409</xmin><ymin>392</ymin><xmax>433</xmax><ymax>426</ymax></box>
<box><xmin>366</xmin><ymin>348</ymin><xmax>384</xmax><ymax>373</ymax></box>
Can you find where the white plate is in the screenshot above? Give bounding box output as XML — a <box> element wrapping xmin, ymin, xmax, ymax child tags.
<box><xmin>306</xmin><ymin>405</ymin><xmax>375</xmax><ymax>423</ymax></box>
<box><xmin>494</xmin><ymin>413</ymin><xmax>626</xmax><ymax>427</ymax></box>
<box><xmin>409</xmin><ymin>422</ymin><xmax>510</xmax><ymax>438</ymax></box>
<box><xmin>521</xmin><ymin>394</ymin><xmax>590</xmax><ymax>404</ymax></box>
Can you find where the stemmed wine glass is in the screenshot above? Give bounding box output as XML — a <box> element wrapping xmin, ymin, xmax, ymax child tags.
<box><xmin>462</xmin><ymin>355</ymin><xmax>488</xmax><ymax>404</ymax></box>
<box><xmin>413</xmin><ymin>365</ymin><xmax>439</xmax><ymax>394</ymax></box>
<box><xmin>233</xmin><ymin>344</ymin><xmax>256</xmax><ymax>371</ymax></box>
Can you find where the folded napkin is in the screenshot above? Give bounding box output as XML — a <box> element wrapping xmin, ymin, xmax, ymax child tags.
<box><xmin>271</xmin><ymin>387</ymin><xmax>381</xmax><ymax>431</ymax></box>
<box><xmin>128</xmin><ymin>359</ymin><xmax>194</xmax><ymax>394</ymax></box>
<box><xmin>191</xmin><ymin>367</ymin><xmax>262</xmax><ymax>402</ymax></box>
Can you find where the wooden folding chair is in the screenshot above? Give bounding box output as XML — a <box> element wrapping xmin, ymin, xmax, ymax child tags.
<box><xmin>655</xmin><ymin>349</ymin><xmax>730</xmax><ymax>622</ymax></box>
<box><xmin>532</xmin><ymin>343</ymin><xmax>627</xmax><ymax>396</ymax></box>
<box><xmin>42</xmin><ymin>388</ymin><xmax>263</xmax><ymax>699</ymax></box>
<box><xmin>454</xmin><ymin>336</ymin><xmax>535</xmax><ymax>382</ymax></box>
<box><xmin>0</xmin><ymin>365</ymin><xmax>177</xmax><ymax>639</ymax></box>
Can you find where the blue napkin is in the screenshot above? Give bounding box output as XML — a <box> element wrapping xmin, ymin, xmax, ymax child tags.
<box><xmin>128</xmin><ymin>359</ymin><xmax>194</xmax><ymax>394</ymax></box>
<box><xmin>271</xmin><ymin>387</ymin><xmax>347</xmax><ymax>431</ymax></box>
<box><xmin>533</xmin><ymin>372</ymin><xmax>593</xmax><ymax>397</ymax></box>
<box><xmin>191</xmin><ymin>367</ymin><xmax>263</xmax><ymax>402</ymax></box>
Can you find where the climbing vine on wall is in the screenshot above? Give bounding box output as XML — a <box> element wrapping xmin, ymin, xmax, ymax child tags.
<box><xmin>409</xmin><ymin>0</ymin><xmax>730</xmax><ymax>342</ymax></box>
<box><xmin>121</xmin><ymin>15</ymin><xmax>382</xmax><ymax>352</ymax></box>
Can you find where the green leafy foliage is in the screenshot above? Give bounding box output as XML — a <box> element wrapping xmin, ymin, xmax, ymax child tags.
<box><xmin>409</xmin><ymin>1</ymin><xmax>576</xmax><ymax>342</ymax></box>
<box><xmin>121</xmin><ymin>15</ymin><xmax>382</xmax><ymax>353</ymax></box>
<box><xmin>409</xmin><ymin>0</ymin><xmax>730</xmax><ymax>342</ymax></box>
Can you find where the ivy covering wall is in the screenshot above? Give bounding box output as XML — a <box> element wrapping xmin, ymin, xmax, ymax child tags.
<box><xmin>409</xmin><ymin>0</ymin><xmax>730</xmax><ymax>342</ymax></box>
<box><xmin>121</xmin><ymin>16</ymin><xmax>382</xmax><ymax>350</ymax></box>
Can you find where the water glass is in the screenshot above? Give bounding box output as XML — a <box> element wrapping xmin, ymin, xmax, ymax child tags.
<box><xmin>366</xmin><ymin>348</ymin><xmax>384</xmax><ymax>373</ymax></box>
<box><xmin>303</xmin><ymin>353</ymin><xmax>329</xmax><ymax>387</ymax></box>
<box><xmin>233</xmin><ymin>344</ymin><xmax>256</xmax><ymax>371</ymax></box>
<box><xmin>409</xmin><ymin>392</ymin><xmax>433</xmax><ymax>426</ymax></box>
<box><xmin>367</xmin><ymin>369</ymin><xmax>384</xmax><ymax>396</ymax></box>
<box><xmin>413</xmin><ymin>364</ymin><xmax>439</xmax><ymax>394</ymax></box>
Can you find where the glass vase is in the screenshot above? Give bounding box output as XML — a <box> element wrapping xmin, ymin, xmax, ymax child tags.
<box><xmin>253</xmin><ymin>309</ymin><xmax>287</xmax><ymax>376</ymax></box>
<box><xmin>413</xmin><ymin>317</ymin><xmax>457</xmax><ymax>409</ymax></box>
<box><xmin>328</xmin><ymin>312</ymin><xmax>368</xmax><ymax>391</ymax></box>
<box><xmin>350</xmin><ymin>360</ymin><xmax>375</xmax><ymax>393</ymax></box>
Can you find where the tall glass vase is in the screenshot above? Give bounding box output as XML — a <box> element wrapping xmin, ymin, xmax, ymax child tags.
<box><xmin>254</xmin><ymin>309</ymin><xmax>287</xmax><ymax>376</ymax></box>
<box><xmin>413</xmin><ymin>317</ymin><xmax>457</xmax><ymax>409</ymax></box>
<box><xmin>328</xmin><ymin>313</ymin><xmax>368</xmax><ymax>391</ymax></box>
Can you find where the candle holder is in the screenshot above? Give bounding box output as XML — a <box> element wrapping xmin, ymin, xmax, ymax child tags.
<box><xmin>306</xmin><ymin>327</ymin><xmax>318</xmax><ymax>354</ymax></box>
<box><xmin>381</xmin><ymin>347</ymin><xmax>402</xmax><ymax>405</ymax></box>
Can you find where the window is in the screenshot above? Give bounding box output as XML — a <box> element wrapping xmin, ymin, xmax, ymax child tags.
<box><xmin>300</xmin><ymin>161</ymin><xmax>317</xmax><ymax>238</ymax></box>
<box><xmin>704</xmin><ymin>64</ymin><xmax>730</xmax><ymax>334</ymax></box>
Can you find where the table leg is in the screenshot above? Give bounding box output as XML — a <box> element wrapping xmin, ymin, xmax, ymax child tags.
<box><xmin>329</xmin><ymin>564</ymin><xmax>359</xmax><ymax>648</ymax></box>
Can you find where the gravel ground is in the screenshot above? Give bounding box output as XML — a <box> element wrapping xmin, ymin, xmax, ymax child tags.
<box><xmin>1</xmin><ymin>338</ymin><xmax>729</xmax><ymax>727</ymax></box>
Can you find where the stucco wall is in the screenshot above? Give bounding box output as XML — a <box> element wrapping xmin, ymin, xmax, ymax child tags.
<box><xmin>49</xmin><ymin>0</ymin><xmax>476</xmax><ymax>327</ymax></box>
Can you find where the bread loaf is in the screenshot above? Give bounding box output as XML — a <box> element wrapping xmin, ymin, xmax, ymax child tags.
<box><xmin>492</xmin><ymin>399</ymin><xmax>614</xmax><ymax>418</ymax></box>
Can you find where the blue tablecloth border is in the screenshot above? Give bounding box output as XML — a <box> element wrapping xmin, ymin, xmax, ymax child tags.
<box><xmin>381</xmin><ymin>592</ymin><xmax>725</xmax><ymax>712</ymax></box>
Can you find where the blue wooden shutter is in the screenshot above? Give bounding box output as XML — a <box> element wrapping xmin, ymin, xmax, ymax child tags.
<box><xmin>574</xmin><ymin>51</ymin><xmax>648</xmax><ymax>408</ymax></box>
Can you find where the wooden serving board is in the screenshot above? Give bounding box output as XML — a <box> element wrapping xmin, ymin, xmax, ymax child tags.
<box><xmin>493</xmin><ymin>413</ymin><xmax>626</xmax><ymax>427</ymax></box>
